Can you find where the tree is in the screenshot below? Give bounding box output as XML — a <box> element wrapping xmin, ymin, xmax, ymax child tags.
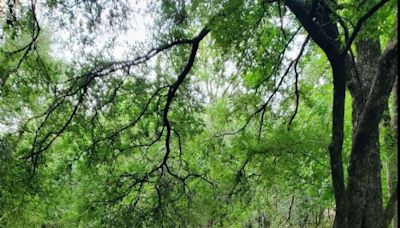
<box><xmin>284</xmin><ymin>0</ymin><xmax>397</xmax><ymax>227</ymax></box>
<box><xmin>0</xmin><ymin>0</ymin><xmax>397</xmax><ymax>227</ymax></box>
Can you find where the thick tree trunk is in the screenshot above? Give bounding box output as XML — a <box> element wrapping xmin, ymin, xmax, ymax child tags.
<box><xmin>346</xmin><ymin>39</ymin><xmax>384</xmax><ymax>228</ymax></box>
<box><xmin>346</xmin><ymin>40</ymin><xmax>398</xmax><ymax>227</ymax></box>
<box><xmin>329</xmin><ymin>57</ymin><xmax>347</xmax><ymax>228</ymax></box>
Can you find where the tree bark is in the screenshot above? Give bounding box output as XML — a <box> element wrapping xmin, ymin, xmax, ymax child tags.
<box><xmin>329</xmin><ymin>57</ymin><xmax>348</xmax><ymax>228</ymax></box>
<box><xmin>346</xmin><ymin>40</ymin><xmax>398</xmax><ymax>227</ymax></box>
<box><xmin>346</xmin><ymin>39</ymin><xmax>384</xmax><ymax>228</ymax></box>
<box><xmin>382</xmin><ymin>185</ymin><xmax>398</xmax><ymax>228</ymax></box>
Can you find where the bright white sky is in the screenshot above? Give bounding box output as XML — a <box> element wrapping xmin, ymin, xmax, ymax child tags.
<box><xmin>47</xmin><ymin>0</ymin><xmax>152</xmax><ymax>62</ymax></box>
<box><xmin>44</xmin><ymin>0</ymin><xmax>304</xmax><ymax>64</ymax></box>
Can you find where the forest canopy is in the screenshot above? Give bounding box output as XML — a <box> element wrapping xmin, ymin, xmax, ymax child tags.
<box><xmin>0</xmin><ymin>0</ymin><xmax>398</xmax><ymax>227</ymax></box>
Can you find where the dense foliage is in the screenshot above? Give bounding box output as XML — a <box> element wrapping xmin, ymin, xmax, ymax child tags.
<box><xmin>0</xmin><ymin>0</ymin><xmax>397</xmax><ymax>227</ymax></box>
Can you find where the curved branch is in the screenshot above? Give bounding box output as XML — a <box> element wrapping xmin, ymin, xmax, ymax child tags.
<box><xmin>219</xmin><ymin>33</ymin><xmax>310</xmax><ymax>138</ymax></box>
<box><xmin>288</xmin><ymin>35</ymin><xmax>310</xmax><ymax>128</ymax></box>
<box><xmin>341</xmin><ymin>0</ymin><xmax>391</xmax><ymax>55</ymax></box>
<box><xmin>161</xmin><ymin>28</ymin><xmax>210</xmax><ymax>168</ymax></box>
<box><xmin>284</xmin><ymin>0</ymin><xmax>340</xmax><ymax>57</ymax></box>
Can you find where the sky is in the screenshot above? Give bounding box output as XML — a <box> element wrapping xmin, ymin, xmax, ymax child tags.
<box><xmin>44</xmin><ymin>0</ymin><xmax>304</xmax><ymax>64</ymax></box>
<box><xmin>47</xmin><ymin>0</ymin><xmax>152</xmax><ymax>62</ymax></box>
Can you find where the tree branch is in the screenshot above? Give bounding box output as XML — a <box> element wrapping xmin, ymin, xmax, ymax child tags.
<box><xmin>161</xmin><ymin>28</ymin><xmax>209</xmax><ymax>168</ymax></box>
<box><xmin>284</xmin><ymin>0</ymin><xmax>340</xmax><ymax>57</ymax></box>
<box><xmin>288</xmin><ymin>35</ymin><xmax>310</xmax><ymax>128</ymax></box>
<box><xmin>341</xmin><ymin>0</ymin><xmax>391</xmax><ymax>55</ymax></box>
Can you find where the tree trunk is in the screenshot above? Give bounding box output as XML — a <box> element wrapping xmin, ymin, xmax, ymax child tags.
<box><xmin>346</xmin><ymin>40</ymin><xmax>398</xmax><ymax>227</ymax></box>
<box><xmin>329</xmin><ymin>57</ymin><xmax>347</xmax><ymax>228</ymax></box>
<box><xmin>389</xmin><ymin>18</ymin><xmax>398</xmax><ymax>226</ymax></box>
<box><xmin>390</xmin><ymin>77</ymin><xmax>398</xmax><ymax>228</ymax></box>
<box><xmin>346</xmin><ymin>39</ymin><xmax>384</xmax><ymax>228</ymax></box>
<box><xmin>383</xmin><ymin>76</ymin><xmax>398</xmax><ymax>228</ymax></box>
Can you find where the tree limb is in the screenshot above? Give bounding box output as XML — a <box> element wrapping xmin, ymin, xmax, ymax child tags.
<box><xmin>341</xmin><ymin>0</ymin><xmax>391</xmax><ymax>55</ymax></box>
